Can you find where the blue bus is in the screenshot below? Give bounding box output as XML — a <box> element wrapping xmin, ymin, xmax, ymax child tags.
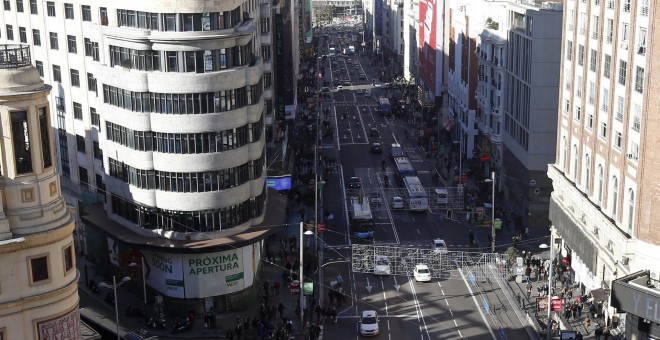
<box><xmin>350</xmin><ymin>197</ymin><xmax>374</xmax><ymax>239</ymax></box>
<box><xmin>378</xmin><ymin>97</ymin><xmax>391</xmax><ymax>114</ymax></box>
<box><xmin>394</xmin><ymin>156</ymin><xmax>417</xmax><ymax>178</ymax></box>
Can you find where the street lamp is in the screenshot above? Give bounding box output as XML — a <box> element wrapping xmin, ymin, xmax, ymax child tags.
<box><xmin>484</xmin><ymin>171</ymin><xmax>496</xmax><ymax>252</ymax></box>
<box><xmin>299</xmin><ymin>222</ymin><xmax>314</xmax><ymax>330</ymax></box>
<box><xmin>99</xmin><ymin>276</ymin><xmax>131</xmax><ymax>340</ymax></box>
<box><xmin>539</xmin><ymin>238</ymin><xmax>555</xmax><ymax>340</ymax></box>
<box><xmin>453</xmin><ymin>139</ymin><xmax>462</xmax><ymax>184</ymax></box>
<box><xmin>129</xmin><ymin>258</ymin><xmax>147</xmax><ymax>304</ymax></box>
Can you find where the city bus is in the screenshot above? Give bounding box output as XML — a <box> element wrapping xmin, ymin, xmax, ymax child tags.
<box><xmin>350</xmin><ymin>197</ymin><xmax>374</xmax><ymax>239</ymax></box>
<box><xmin>378</xmin><ymin>97</ymin><xmax>391</xmax><ymax>114</ymax></box>
<box><xmin>403</xmin><ymin>176</ymin><xmax>429</xmax><ymax>212</ymax></box>
<box><xmin>394</xmin><ymin>156</ymin><xmax>417</xmax><ymax>180</ymax></box>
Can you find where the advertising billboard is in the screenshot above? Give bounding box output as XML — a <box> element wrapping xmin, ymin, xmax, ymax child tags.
<box><xmin>418</xmin><ymin>0</ymin><xmax>440</xmax><ymax>95</ymax></box>
<box><xmin>142</xmin><ymin>244</ymin><xmax>259</xmax><ymax>298</ymax></box>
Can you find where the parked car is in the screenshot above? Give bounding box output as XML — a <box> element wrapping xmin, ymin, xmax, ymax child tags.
<box><xmin>359</xmin><ymin>310</ymin><xmax>380</xmax><ymax>336</ymax></box>
<box><xmin>349</xmin><ymin>176</ymin><xmax>362</xmax><ymax>188</ymax></box>
<box><xmin>413</xmin><ymin>264</ymin><xmax>432</xmax><ymax>282</ymax></box>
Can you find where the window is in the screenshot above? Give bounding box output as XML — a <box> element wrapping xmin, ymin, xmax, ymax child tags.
<box><xmin>631</xmin><ymin>103</ymin><xmax>641</xmax><ymax>132</ymax></box>
<box><xmin>618</xmin><ymin>60</ymin><xmax>627</xmax><ymax>85</ymax></box>
<box><xmin>93</xmin><ymin>140</ymin><xmax>102</xmax><ymax>160</ymax></box>
<box><xmin>622</xmin><ymin>0</ymin><xmax>630</xmax><ymax>12</ymax></box>
<box><xmin>602</xmin><ymin>88</ymin><xmax>609</xmax><ymax>112</ymax></box>
<box><xmin>18</xmin><ymin>27</ymin><xmax>26</xmax><ymax>43</ymax></box>
<box><xmin>261</xmin><ymin>45</ymin><xmax>271</xmax><ymax>62</ymax></box>
<box><xmin>603</xmin><ymin>54</ymin><xmax>611</xmax><ymax>78</ymax></box>
<box><xmin>591</xmin><ymin>15</ymin><xmax>599</xmax><ymax>39</ymax></box>
<box><xmin>100</xmin><ymin>7</ymin><xmax>107</xmax><ymax>25</ymax></box>
<box><xmin>64</xmin><ymin>3</ymin><xmax>73</xmax><ymax>19</ymax></box>
<box><xmin>81</xmin><ymin>5</ymin><xmax>90</xmax><ymax>21</ymax></box>
<box><xmin>32</xmin><ymin>29</ymin><xmax>40</xmax><ymax>46</ymax></box>
<box><xmin>29</xmin><ymin>254</ymin><xmax>50</xmax><ymax>284</ymax></box>
<box><xmin>640</xmin><ymin>0</ymin><xmax>649</xmax><ymax>16</ymax></box>
<box><xmin>90</xmin><ymin>107</ymin><xmax>99</xmax><ymax>127</ymax></box>
<box><xmin>3</xmin><ymin>0</ymin><xmax>9</xmax><ymax>10</ymax></box>
<box><xmin>614</xmin><ymin>131</ymin><xmax>622</xmax><ymax>149</ymax></box>
<box><xmin>629</xmin><ymin>142</ymin><xmax>639</xmax><ymax>162</ymax></box>
<box><xmin>70</xmin><ymin>69</ymin><xmax>79</xmax><ymax>87</ymax></box>
<box><xmin>589</xmin><ymin>49</ymin><xmax>597</xmax><ymax>72</ymax></box>
<box><xmin>260</xmin><ymin>18</ymin><xmax>270</xmax><ymax>33</ymax></box>
<box><xmin>38</xmin><ymin>107</ymin><xmax>51</xmax><ymax>168</ymax></box>
<box><xmin>46</xmin><ymin>1</ymin><xmax>54</xmax><ymax>16</ymax></box>
<box><xmin>163</xmin><ymin>13</ymin><xmax>176</xmax><ymax>31</ymax></box>
<box><xmin>87</xmin><ymin>73</ymin><xmax>97</xmax><ymax>93</ymax></box>
<box><xmin>576</xmin><ymin>76</ymin><xmax>583</xmax><ymax>97</ymax></box>
<box><xmin>585</xmin><ymin>155</ymin><xmax>591</xmax><ymax>193</ymax></box>
<box><xmin>612</xmin><ymin>176</ymin><xmax>619</xmax><ymax>219</ymax></box>
<box><xmin>49</xmin><ymin>32</ymin><xmax>58</xmax><ymax>50</ymax></box>
<box><xmin>635</xmin><ymin>66</ymin><xmax>645</xmax><ymax>93</ymax></box>
<box><xmin>564</xmin><ymin>99</ymin><xmax>570</xmax><ymax>113</ymax></box>
<box><xmin>587</xmin><ymin>113</ymin><xmax>594</xmax><ymax>130</ymax></box>
<box><xmin>67</xmin><ymin>35</ymin><xmax>76</xmax><ymax>53</ymax></box>
<box><xmin>579</xmin><ymin>12</ymin><xmax>586</xmax><ymax>34</ymax></box>
<box><xmin>52</xmin><ymin>65</ymin><xmax>61</xmax><ymax>82</ymax></box>
<box><xmin>55</xmin><ymin>96</ymin><xmax>64</xmax><ymax>111</ymax></box>
<box><xmin>616</xmin><ymin>96</ymin><xmax>624</xmax><ymax>121</ymax></box>
<box><xmin>572</xmin><ymin>145</ymin><xmax>578</xmax><ymax>180</ymax></box>
<box><xmin>16</xmin><ymin>0</ymin><xmax>22</xmax><ymax>12</ymax></box>
<box><xmin>264</xmin><ymin>72</ymin><xmax>272</xmax><ymax>88</ymax></box>
<box><xmin>627</xmin><ymin>189</ymin><xmax>635</xmax><ymax>234</ymax></box>
<box><xmin>73</xmin><ymin>102</ymin><xmax>82</xmax><ymax>120</ymax></box>
<box><xmin>35</xmin><ymin>60</ymin><xmax>43</xmax><ymax>76</ymax></box>
<box><xmin>577</xmin><ymin>45</ymin><xmax>584</xmax><ymax>65</ymax></box>
<box><xmin>637</xmin><ymin>28</ymin><xmax>647</xmax><ymax>55</ymax></box>
<box><xmin>79</xmin><ymin>166</ymin><xmax>88</xmax><ymax>189</ymax></box>
<box><xmin>12</xmin><ymin>111</ymin><xmax>32</xmax><ymax>174</ymax></box>
<box><xmin>566</xmin><ymin>40</ymin><xmax>573</xmax><ymax>61</ymax></box>
<box><xmin>63</xmin><ymin>244</ymin><xmax>74</xmax><ymax>272</ymax></box>
<box><xmin>29</xmin><ymin>0</ymin><xmax>36</xmax><ymax>14</ymax></box>
<box><xmin>5</xmin><ymin>25</ymin><xmax>13</xmax><ymax>41</ymax></box>
<box><xmin>606</xmin><ymin>19</ymin><xmax>613</xmax><ymax>43</ymax></box>
<box><xmin>597</xmin><ymin>165</ymin><xmax>604</xmax><ymax>205</ymax></box>
<box><xmin>84</xmin><ymin>38</ymin><xmax>99</xmax><ymax>61</ymax></box>
<box><xmin>600</xmin><ymin>122</ymin><xmax>607</xmax><ymax>138</ymax></box>
<box><xmin>588</xmin><ymin>81</ymin><xmax>595</xmax><ymax>104</ymax></box>
<box><xmin>76</xmin><ymin>134</ymin><xmax>86</xmax><ymax>153</ymax></box>
<box><xmin>575</xmin><ymin>106</ymin><xmax>582</xmax><ymax>121</ymax></box>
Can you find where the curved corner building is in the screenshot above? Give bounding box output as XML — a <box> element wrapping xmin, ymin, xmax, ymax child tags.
<box><xmin>0</xmin><ymin>45</ymin><xmax>80</xmax><ymax>339</ymax></box>
<box><xmin>0</xmin><ymin>1</ymin><xmax>274</xmax><ymax>312</ymax></box>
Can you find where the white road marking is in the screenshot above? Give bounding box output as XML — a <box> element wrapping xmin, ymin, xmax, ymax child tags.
<box><xmin>458</xmin><ymin>267</ymin><xmax>497</xmax><ymax>339</ymax></box>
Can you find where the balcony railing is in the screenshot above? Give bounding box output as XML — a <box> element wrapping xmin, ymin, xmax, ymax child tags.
<box><xmin>0</xmin><ymin>44</ymin><xmax>32</xmax><ymax>69</ymax></box>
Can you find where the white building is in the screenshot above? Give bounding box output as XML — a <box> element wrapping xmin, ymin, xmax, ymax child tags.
<box><xmin>402</xmin><ymin>0</ymin><xmax>419</xmax><ymax>81</ymax></box>
<box><xmin>0</xmin><ymin>0</ymin><xmax>274</xmax><ymax>307</ymax></box>
<box><xmin>0</xmin><ymin>45</ymin><xmax>81</xmax><ymax>339</ymax></box>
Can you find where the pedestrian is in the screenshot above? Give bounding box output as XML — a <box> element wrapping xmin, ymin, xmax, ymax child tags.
<box><xmin>526</xmin><ymin>282</ymin><xmax>532</xmax><ymax>298</ymax></box>
<box><xmin>594</xmin><ymin>324</ymin><xmax>603</xmax><ymax>340</ymax></box>
<box><xmin>336</xmin><ymin>274</ymin><xmax>344</xmax><ymax>289</ymax></box>
<box><xmin>603</xmin><ymin>326</ymin><xmax>611</xmax><ymax>340</ymax></box>
<box><xmin>525</xmin><ymin>266</ymin><xmax>532</xmax><ymax>283</ymax></box>
<box><xmin>273</xmin><ymin>281</ymin><xmax>280</xmax><ymax>296</ymax></box>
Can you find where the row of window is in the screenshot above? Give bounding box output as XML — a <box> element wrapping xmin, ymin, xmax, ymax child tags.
<box><xmin>102</xmin><ymin>81</ymin><xmax>263</xmax><ymax>115</ymax></box>
<box><xmin>106</xmin><ymin>117</ymin><xmax>263</xmax><ymax>153</ymax></box>
<box><xmin>117</xmin><ymin>8</ymin><xmax>243</xmax><ymax>32</ymax></box>
<box><xmin>110</xmin><ymin>188</ymin><xmax>266</xmax><ymax>232</ymax></box>
<box><xmin>108</xmin><ymin>152</ymin><xmax>264</xmax><ymax>192</ymax></box>
<box><xmin>109</xmin><ymin>44</ymin><xmax>254</xmax><ymax>73</ymax></box>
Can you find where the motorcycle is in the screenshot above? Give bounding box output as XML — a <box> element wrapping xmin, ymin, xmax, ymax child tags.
<box><xmin>171</xmin><ymin>317</ymin><xmax>194</xmax><ymax>334</ymax></box>
<box><xmin>146</xmin><ymin>317</ymin><xmax>166</xmax><ymax>330</ymax></box>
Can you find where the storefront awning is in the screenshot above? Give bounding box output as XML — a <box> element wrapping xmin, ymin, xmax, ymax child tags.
<box><xmin>590</xmin><ymin>288</ymin><xmax>609</xmax><ymax>302</ymax></box>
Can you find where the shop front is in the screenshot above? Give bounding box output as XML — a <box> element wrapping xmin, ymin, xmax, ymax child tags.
<box><xmin>611</xmin><ymin>270</ymin><xmax>660</xmax><ymax>339</ymax></box>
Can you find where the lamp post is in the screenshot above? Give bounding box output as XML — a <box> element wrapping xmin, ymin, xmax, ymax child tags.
<box><xmin>484</xmin><ymin>171</ymin><xmax>496</xmax><ymax>252</ymax></box>
<box><xmin>129</xmin><ymin>257</ymin><xmax>147</xmax><ymax>304</ymax></box>
<box><xmin>539</xmin><ymin>236</ymin><xmax>555</xmax><ymax>339</ymax></box>
<box><xmin>453</xmin><ymin>139</ymin><xmax>463</xmax><ymax>184</ymax></box>
<box><xmin>299</xmin><ymin>222</ymin><xmax>314</xmax><ymax>330</ymax></box>
<box><xmin>99</xmin><ymin>276</ymin><xmax>131</xmax><ymax>340</ymax></box>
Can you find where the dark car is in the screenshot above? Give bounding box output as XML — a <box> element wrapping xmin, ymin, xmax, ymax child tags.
<box><xmin>369</xmin><ymin>128</ymin><xmax>379</xmax><ymax>137</ymax></box>
<box><xmin>349</xmin><ymin>176</ymin><xmax>362</xmax><ymax>188</ymax></box>
<box><xmin>371</xmin><ymin>142</ymin><xmax>382</xmax><ymax>153</ymax></box>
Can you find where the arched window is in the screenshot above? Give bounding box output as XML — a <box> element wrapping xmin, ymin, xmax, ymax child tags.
<box><xmin>585</xmin><ymin>155</ymin><xmax>591</xmax><ymax>193</ymax></box>
<box><xmin>627</xmin><ymin>189</ymin><xmax>635</xmax><ymax>234</ymax></box>
<box><xmin>598</xmin><ymin>165</ymin><xmax>604</xmax><ymax>205</ymax></box>
<box><xmin>573</xmin><ymin>145</ymin><xmax>578</xmax><ymax>180</ymax></box>
<box><xmin>611</xmin><ymin>176</ymin><xmax>618</xmax><ymax>218</ymax></box>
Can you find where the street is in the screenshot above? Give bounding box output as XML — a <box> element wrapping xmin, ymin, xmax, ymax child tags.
<box><xmin>312</xmin><ymin>31</ymin><xmax>530</xmax><ymax>340</ymax></box>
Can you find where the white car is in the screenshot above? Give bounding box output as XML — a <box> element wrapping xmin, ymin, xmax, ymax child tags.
<box><xmin>337</xmin><ymin>85</ymin><xmax>343</xmax><ymax>91</ymax></box>
<box><xmin>374</xmin><ymin>255</ymin><xmax>391</xmax><ymax>275</ymax></box>
<box><xmin>391</xmin><ymin>196</ymin><xmax>405</xmax><ymax>209</ymax></box>
<box><xmin>413</xmin><ymin>264</ymin><xmax>432</xmax><ymax>282</ymax></box>
<box><xmin>359</xmin><ymin>310</ymin><xmax>379</xmax><ymax>336</ymax></box>
<box><xmin>431</xmin><ymin>239</ymin><xmax>448</xmax><ymax>254</ymax></box>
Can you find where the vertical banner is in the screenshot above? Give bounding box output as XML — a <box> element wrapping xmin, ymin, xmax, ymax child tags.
<box><xmin>419</xmin><ymin>0</ymin><xmax>437</xmax><ymax>94</ymax></box>
<box><xmin>107</xmin><ymin>237</ymin><xmax>119</xmax><ymax>266</ymax></box>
